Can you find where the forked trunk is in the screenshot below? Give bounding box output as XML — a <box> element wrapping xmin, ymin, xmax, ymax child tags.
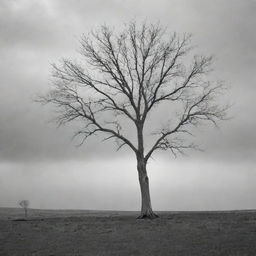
<box><xmin>137</xmin><ymin>157</ymin><xmax>158</xmax><ymax>219</ymax></box>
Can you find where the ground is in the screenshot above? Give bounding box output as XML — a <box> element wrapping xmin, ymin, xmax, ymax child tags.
<box><xmin>1</xmin><ymin>208</ymin><xmax>256</xmax><ymax>256</ymax></box>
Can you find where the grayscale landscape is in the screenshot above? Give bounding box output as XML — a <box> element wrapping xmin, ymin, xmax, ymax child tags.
<box><xmin>1</xmin><ymin>0</ymin><xmax>256</xmax><ymax>255</ymax></box>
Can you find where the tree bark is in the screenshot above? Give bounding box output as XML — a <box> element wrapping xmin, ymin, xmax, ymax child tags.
<box><xmin>137</xmin><ymin>157</ymin><xmax>158</xmax><ymax>219</ymax></box>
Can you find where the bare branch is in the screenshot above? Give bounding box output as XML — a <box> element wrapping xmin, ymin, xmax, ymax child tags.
<box><xmin>145</xmin><ymin>82</ymin><xmax>229</xmax><ymax>161</ymax></box>
<box><xmin>38</xmin><ymin>21</ymin><xmax>229</xmax><ymax>161</ymax></box>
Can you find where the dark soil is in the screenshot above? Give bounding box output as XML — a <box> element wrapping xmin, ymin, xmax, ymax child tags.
<box><xmin>1</xmin><ymin>208</ymin><xmax>256</xmax><ymax>255</ymax></box>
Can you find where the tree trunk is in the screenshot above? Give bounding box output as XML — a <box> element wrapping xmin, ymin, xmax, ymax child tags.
<box><xmin>25</xmin><ymin>208</ymin><xmax>27</xmax><ymax>219</ymax></box>
<box><xmin>137</xmin><ymin>157</ymin><xmax>158</xmax><ymax>219</ymax></box>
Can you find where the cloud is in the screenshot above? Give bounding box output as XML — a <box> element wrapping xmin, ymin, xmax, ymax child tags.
<box><xmin>0</xmin><ymin>1</ymin><xmax>59</xmax><ymax>49</ymax></box>
<box><xmin>0</xmin><ymin>0</ymin><xmax>255</xmax><ymax>163</ymax></box>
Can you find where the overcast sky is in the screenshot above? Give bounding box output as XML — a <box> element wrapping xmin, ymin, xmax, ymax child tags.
<box><xmin>0</xmin><ymin>0</ymin><xmax>256</xmax><ymax>211</ymax></box>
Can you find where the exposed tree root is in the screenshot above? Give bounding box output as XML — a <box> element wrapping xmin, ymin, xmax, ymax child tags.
<box><xmin>137</xmin><ymin>212</ymin><xmax>159</xmax><ymax>219</ymax></box>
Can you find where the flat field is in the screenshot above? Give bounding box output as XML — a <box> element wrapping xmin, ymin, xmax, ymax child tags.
<box><xmin>1</xmin><ymin>208</ymin><xmax>256</xmax><ymax>256</ymax></box>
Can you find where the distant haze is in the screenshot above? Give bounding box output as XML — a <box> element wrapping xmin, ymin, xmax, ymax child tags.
<box><xmin>0</xmin><ymin>0</ymin><xmax>256</xmax><ymax>211</ymax></box>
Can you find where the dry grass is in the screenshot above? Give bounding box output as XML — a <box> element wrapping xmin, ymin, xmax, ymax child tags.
<box><xmin>1</xmin><ymin>208</ymin><xmax>256</xmax><ymax>255</ymax></box>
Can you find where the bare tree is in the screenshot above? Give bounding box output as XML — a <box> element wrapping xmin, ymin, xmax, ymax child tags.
<box><xmin>39</xmin><ymin>22</ymin><xmax>228</xmax><ymax>219</ymax></box>
<box><xmin>19</xmin><ymin>200</ymin><xmax>29</xmax><ymax>219</ymax></box>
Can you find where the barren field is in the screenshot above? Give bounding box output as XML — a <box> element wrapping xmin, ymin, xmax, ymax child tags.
<box><xmin>1</xmin><ymin>208</ymin><xmax>256</xmax><ymax>256</ymax></box>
